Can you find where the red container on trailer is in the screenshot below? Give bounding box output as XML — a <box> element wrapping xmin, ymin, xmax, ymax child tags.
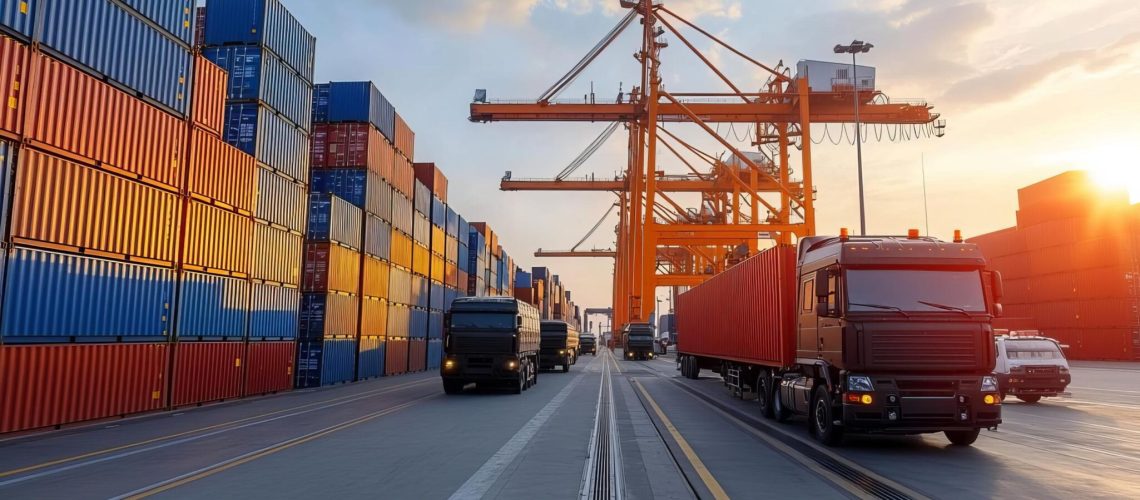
<box><xmin>28</xmin><ymin>53</ymin><xmax>186</xmax><ymax>191</ymax></box>
<box><xmin>244</xmin><ymin>341</ymin><xmax>296</xmax><ymax>396</ymax></box>
<box><xmin>188</xmin><ymin>128</ymin><xmax>255</xmax><ymax>214</ymax></box>
<box><xmin>385</xmin><ymin>338</ymin><xmax>409</xmax><ymax>375</ymax></box>
<box><xmin>408</xmin><ymin>338</ymin><xmax>426</xmax><ymax>372</ymax></box>
<box><xmin>0</xmin><ymin>343</ymin><xmax>168</xmax><ymax>434</ymax></box>
<box><xmin>191</xmin><ymin>54</ymin><xmax>226</xmax><ymax>136</ymax></box>
<box><xmin>676</xmin><ymin>246</ymin><xmax>797</xmax><ymax>367</ymax></box>
<box><xmin>183</xmin><ymin>201</ymin><xmax>253</xmax><ymax>276</ymax></box>
<box><xmin>171</xmin><ymin>341</ymin><xmax>245</xmax><ymax>407</ymax></box>
<box><xmin>0</xmin><ymin>36</ymin><xmax>29</xmax><ymax>138</ymax></box>
<box><xmin>394</xmin><ymin>113</ymin><xmax>415</xmax><ymax>161</ymax></box>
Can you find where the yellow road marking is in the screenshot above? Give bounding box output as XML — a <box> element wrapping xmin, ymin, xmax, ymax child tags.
<box><xmin>632</xmin><ymin>379</ymin><xmax>729</xmax><ymax>500</ymax></box>
<box><xmin>0</xmin><ymin>378</ymin><xmax>434</xmax><ymax>479</ymax></box>
<box><xmin>125</xmin><ymin>394</ymin><xmax>435</xmax><ymax>499</ymax></box>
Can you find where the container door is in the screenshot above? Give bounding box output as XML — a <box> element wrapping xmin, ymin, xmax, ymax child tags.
<box><xmin>818</xmin><ymin>272</ymin><xmax>843</xmax><ymax>365</ymax></box>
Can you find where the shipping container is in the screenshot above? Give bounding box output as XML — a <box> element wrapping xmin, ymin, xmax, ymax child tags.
<box><xmin>413</xmin><ymin>213</ymin><xmax>430</xmax><ymax>246</ymax></box>
<box><xmin>388</xmin><ymin>265</ymin><xmax>412</xmax><ymax>306</ymax></box>
<box><xmin>310</xmin><ymin>122</ymin><xmax>393</xmax><ymax>179</ymax></box>
<box><xmin>30</xmin><ymin>53</ymin><xmax>186</xmax><ymax>189</ymax></box>
<box><xmin>676</xmin><ymin>246</ymin><xmax>797</xmax><ymax>367</ymax></box>
<box><xmin>364</xmin><ymin>215</ymin><xmax>392</xmax><ymax>260</ymax></box>
<box><xmin>412</xmin><ymin>243</ymin><xmax>430</xmax><ymax>278</ymax></box>
<box><xmin>192</xmin><ymin>55</ymin><xmax>226</xmax><ymax>136</ymax></box>
<box><xmin>408</xmin><ymin>338</ymin><xmax>427</xmax><ymax>372</ymax></box>
<box><xmin>0</xmin><ymin>0</ymin><xmax>35</xmax><ymax>39</ymax></box>
<box><xmin>431</xmin><ymin>226</ymin><xmax>446</xmax><ymax>256</ymax></box>
<box><xmin>194</xmin><ymin>6</ymin><xmax>205</xmax><ymax>46</ymax></box>
<box><xmin>409</xmin><ymin>307</ymin><xmax>428</xmax><ymax>339</ymax></box>
<box><xmin>202</xmin><ymin>45</ymin><xmax>312</xmax><ymax>131</ymax></box>
<box><xmin>413</xmin><ymin>180</ymin><xmax>430</xmax><ymax>215</ymax></box>
<box><xmin>392</xmin><ymin>153</ymin><xmax>414</xmax><ymax>197</ymax></box>
<box><xmin>445</xmin><ymin>261</ymin><xmax>458</xmax><ymax>289</ymax></box>
<box><xmin>361</xmin><ymin>296</ymin><xmax>388</xmax><ymax>337</ymax></box>
<box><xmin>188</xmin><ymin>128</ymin><xmax>255</xmax><ymax>214</ymax></box>
<box><xmin>300</xmin><ymin>291</ymin><xmax>359</xmax><ymax>339</ymax></box>
<box><xmin>0</xmin><ymin>343</ymin><xmax>168</xmax><ymax>433</ymax></box>
<box><xmin>0</xmin><ymin>36</ymin><xmax>28</xmax><ymax>136</ymax></box>
<box><xmin>446</xmin><ymin>208</ymin><xmax>458</xmax><ymax>236</ymax></box>
<box><xmin>10</xmin><ymin>149</ymin><xmax>180</xmax><ymax>264</ymax></box>
<box><xmin>244</xmin><ymin>341</ymin><xmax>295</xmax><ymax>395</ymax></box>
<box><xmin>307</xmin><ymin>193</ymin><xmax>363</xmax><ymax>250</ymax></box>
<box><xmin>391</xmin><ymin>229</ymin><xmax>413</xmax><ymax>269</ymax></box>
<box><xmin>224</xmin><ymin>102</ymin><xmax>310</xmax><ymax>183</ymax></box>
<box><xmin>302</xmin><ymin>242</ymin><xmax>361</xmax><ymax>295</ymax></box>
<box><xmin>176</xmin><ymin>272</ymin><xmax>249</xmax><ymax>340</ymax></box>
<box><xmin>251</xmin><ymin>222</ymin><xmax>303</xmax><ymax>286</ymax></box>
<box><xmin>203</xmin><ymin>0</ymin><xmax>315</xmax><ymax>82</ymax></box>
<box><xmin>39</xmin><ymin>0</ymin><xmax>191</xmax><ymax>116</ymax></box>
<box><xmin>391</xmin><ymin>192</ymin><xmax>413</xmax><ymax>233</ymax></box>
<box><xmin>394</xmin><ymin>112</ymin><xmax>415</xmax><ymax>160</ymax></box>
<box><xmin>412</xmin><ymin>162</ymin><xmax>447</xmax><ymax>203</ymax></box>
<box><xmin>428</xmin><ymin>311</ymin><xmax>444</xmax><ymax>339</ymax></box>
<box><xmin>362</xmin><ymin>255</ymin><xmax>391</xmax><ymax>299</ymax></box>
<box><xmin>250</xmin><ymin>281</ymin><xmax>300</xmax><ymax>340</ymax></box>
<box><xmin>254</xmin><ymin>166</ymin><xmax>307</xmax><ymax>232</ymax></box>
<box><xmin>385</xmin><ymin>337</ymin><xmax>408</xmax><ymax>376</ymax></box>
<box><xmin>311</xmin><ymin>81</ymin><xmax>395</xmax><ymax>141</ymax></box>
<box><xmin>387</xmin><ymin>302</ymin><xmax>411</xmax><ymax>338</ymax></box>
<box><xmin>117</xmin><ymin>0</ymin><xmax>194</xmax><ymax>44</ymax></box>
<box><xmin>184</xmin><ymin>201</ymin><xmax>253</xmax><ymax>276</ymax></box>
<box><xmin>171</xmin><ymin>341</ymin><xmax>244</xmax><ymax>407</ymax></box>
<box><xmin>357</xmin><ymin>336</ymin><xmax>385</xmax><ymax>380</ymax></box>
<box><xmin>431</xmin><ymin>198</ymin><xmax>446</xmax><ymax>228</ymax></box>
<box><xmin>296</xmin><ymin>338</ymin><xmax>356</xmax><ymax>388</ymax></box>
<box><xmin>310</xmin><ymin>168</ymin><xmax>390</xmax><ymax>218</ymax></box>
<box><xmin>2</xmin><ymin>247</ymin><xmax>173</xmax><ymax>341</ymax></box>
<box><xmin>431</xmin><ymin>254</ymin><xmax>445</xmax><ymax>284</ymax></box>
<box><xmin>427</xmin><ymin>338</ymin><xmax>443</xmax><ymax>370</ymax></box>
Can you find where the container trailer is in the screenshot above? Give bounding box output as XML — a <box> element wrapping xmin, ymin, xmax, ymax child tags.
<box><xmin>539</xmin><ymin>320</ymin><xmax>580</xmax><ymax>372</ymax></box>
<box><xmin>675</xmin><ymin>233</ymin><xmax>1004</xmax><ymax>446</ymax></box>
<box><xmin>441</xmin><ymin>297</ymin><xmax>539</xmax><ymax>394</ymax></box>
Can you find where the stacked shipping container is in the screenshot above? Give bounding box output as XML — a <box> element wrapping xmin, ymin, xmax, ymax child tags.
<box><xmin>414</xmin><ymin>162</ymin><xmax>448</xmax><ymax>369</ymax></box>
<box><xmin>970</xmin><ymin>171</ymin><xmax>1140</xmax><ymax>360</ymax></box>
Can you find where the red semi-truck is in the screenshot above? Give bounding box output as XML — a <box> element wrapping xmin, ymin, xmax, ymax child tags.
<box><xmin>676</xmin><ymin>233</ymin><xmax>1004</xmax><ymax>446</ymax></box>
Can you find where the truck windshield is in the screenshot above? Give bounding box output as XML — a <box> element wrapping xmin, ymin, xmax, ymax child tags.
<box><xmin>846</xmin><ymin>270</ymin><xmax>986</xmax><ymax>313</ymax></box>
<box><xmin>1006</xmin><ymin>340</ymin><xmax>1065</xmax><ymax>359</ymax></box>
<box><xmin>450</xmin><ymin>313</ymin><xmax>515</xmax><ymax>330</ymax></box>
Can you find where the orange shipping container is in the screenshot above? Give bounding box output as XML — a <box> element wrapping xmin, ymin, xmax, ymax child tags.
<box><xmin>251</xmin><ymin>222</ymin><xmax>303</xmax><ymax>286</ymax></box>
<box><xmin>0</xmin><ymin>36</ymin><xmax>29</xmax><ymax>137</ymax></box>
<box><xmin>412</xmin><ymin>162</ymin><xmax>447</xmax><ymax>203</ymax></box>
<box><xmin>391</xmin><ymin>229</ymin><xmax>413</xmax><ymax>269</ymax></box>
<box><xmin>184</xmin><ymin>201</ymin><xmax>253</xmax><ymax>276</ymax></box>
<box><xmin>11</xmin><ymin>149</ymin><xmax>180</xmax><ymax>265</ymax></box>
<box><xmin>412</xmin><ymin>243</ymin><xmax>430</xmax><ymax>277</ymax></box>
<box><xmin>188</xmin><ymin>128</ymin><xmax>255</xmax><ymax>214</ymax></box>
<box><xmin>361</xmin><ymin>297</ymin><xmax>388</xmax><ymax>337</ymax></box>
<box><xmin>362</xmin><ymin>255</ymin><xmax>391</xmax><ymax>299</ymax></box>
<box><xmin>431</xmin><ymin>254</ymin><xmax>444</xmax><ymax>283</ymax></box>
<box><xmin>28</xmin><ymin>53</ymin><xmax>185</xmax><ymax>190</ymax></box>
<box><xmin>392</xmin><ymin>154</ymin><xmax>415</xmax><ymax>197</ymax></box>
<box><xmin>302</xmin><ymin>242</ymin><xmax>361</xmax><ymax>295</ymax></box>
<box><xmin>431</xmin><ymin>226</ymin><xmax>445</xmax><ymax>256</ymax></box>
<box><xmin>394</xmin><ymin>112</ymin><xmax>415</xmax><ymax>161</ymax></box>
<box><xmin>191</xmin><ymin>54</ymin><xmax>226</xmax><ymax>136</ymax></box>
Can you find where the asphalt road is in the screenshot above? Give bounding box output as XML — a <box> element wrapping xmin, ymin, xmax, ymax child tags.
<box><xmin>0</xmin><ymin>351</ymin><xmax>1138</xmax><ymax>499</ymax></box>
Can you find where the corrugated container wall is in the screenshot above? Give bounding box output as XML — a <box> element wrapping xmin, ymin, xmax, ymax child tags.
<box><xmin>413</xmin><ymin>162</ymin><xmax>448</xmax><ymax>203</ymax></box>
<box><xmin>307</xmin><ymin>194</ymin><xmax>363</xmax><ymax>250</ymax></box>
<box><xmin>296</xmin><ymin>338</ymin><xmax>356</xmax><ymax>387</ymax></box>
<box><xmin>311</xmin><ymin>168</ymin><xmax>389</xmax><ymax>218</ymax></box>
<box><xmin>364</xmin><ymin>216</ymin><xmax>392</xmax><ymax>260</ymax></box>
<box><xmin>357</xmin><ymin>336</ymin><xmax>385</xmax><ymax>380</ymax></box>
<box><xmin>0</xmin><ymin>1</ymin><xmax>36</xmax><ymax>39</ymax></box>
<box><xmin>118</xmin><ymin>0</ymin><xmax>195</xmax><ymax>43</ymax></box>
<box><xmin>176</xmin><ymin>273</ymin><xmax>250</xmax><ymax>340</ymax></box>
<box><xmin>254</xmin><ymin>167</ymin><xmax>307</xmax><ymax>232</ymax></box>
<box><xmin>183</xmin><ymin>201</ymin><xmax>253</xmax><ymax>276</ymax></box>
<box><xmin>203</xmin><ymin>0</ymin><xmax>316</xmax><ymax>81</ymax></box>
<box><xmin>192</xmin><ymin>55</ymin><xmax>226</xmax><ymax>136</ymax></box>
<box><xmin>0</xmin><ymin>37</ymin><xmax>26</xmax><ymax>137</ymax></box>
<box><xmin>189</xmin><ymin>129</ymin><xmax>256</xmax><ymax>214</ymax></box>
<box><xmin>202</xmin><ymin>45</ymin><xmax>312</xmax><ymax>131</ymax></box>
<box><xmin>311</xmin><ymin>81</ymin><xmax>395</xmax><ymax>142</ymax></box>
<box><xmin>250</xmin><ymin>282</ymin><xmax>301</xmax><ymax>340</ymax></box>
<box><xmin>310</xmin><ymin>123</ymin><xmax>392</xmax><ymax>179</ymax></box>
<box><xmin>300</xmin><ymin>293</ymin><xmax>360</xmax><ymax>339</ymax></box>
<box><xmin>302</xmin><ymin>243</ymin><xmax>361</xmax><ymax>295</ymax></box>
<box><xmin>244</xmin><ymin>341</ymin><xmax>296</xmax><ymax>395</ymax></box>
<box><xmin>251</xmin><ymin>222</ymin><xmax>303</xmax><ymax>286</ymax></box>
<box><xmin>394</xmin><ymin>112</ymin><xmax>415</xmax><ymax>160</ymax></box>
<box><xmin>171</xmin><ymin>342</ymin><xmax>244</xmax><ymax>407</ymax></box>
<box><xmin>224</xmin><ymin>103</ymin><xmax>310</xmax><ymax>184</ymax></box>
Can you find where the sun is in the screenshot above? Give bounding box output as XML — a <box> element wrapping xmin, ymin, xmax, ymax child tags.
<box><xmin>1078</xmin><ymin>145</ymin><xmax>1140</xmax><ymax>204</ymax></box>
<box><xmin>1087</xmin><ymin>164</ymin><xmax>1140</xmax><ymax>204</ymax></box>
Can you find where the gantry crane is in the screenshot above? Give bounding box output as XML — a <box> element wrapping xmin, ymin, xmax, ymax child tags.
<box><xmin>470</xmin><ymin>0</ymin><xmax>941</xmax><ymax>335</ymax></box>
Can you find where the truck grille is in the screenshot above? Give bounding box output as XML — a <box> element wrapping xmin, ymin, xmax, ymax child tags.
<box><xmin>869</xmin><ymin>329</ymin><xmax>978</xmax><ymax>370</ymax></box>
<box><xmin>451</xmin><ymin>336</ymin><xmax>513</xmax><ymax>354</ymax></box>
<box><xmin>541</xmin><ymin>338</ymin><xmax>564</xmax><ymax>349</ymax></box>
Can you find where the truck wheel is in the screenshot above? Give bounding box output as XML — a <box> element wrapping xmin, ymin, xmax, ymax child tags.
<box><xmin>512</xmin><ymin>371</ymin><xmax>524</xmax><ymax>395</ymax></box>
<box><xmin>562</xmin><ymin>361</ymin><xmax>570</xmax><ymax>373</ymax></box>
<box><xmin>773</xmin><ymin>382</ymin><xmax>792</xmax><ymax>422</ymax></box>
<box><xmin>756</xmin><ymin>373</ymin><xmax>774</xmax><ymax>419</ymax></box>
<box><xmin>945</xmin><ymin>429</ymin><xmax>981</xmax><ymax>446</ymax></box>
<box><xmin>1017</xmin><ymin>395</ymin><xmax>1041</xmax><ymax>404</ymax></box>
<box><xmin>689</xmin><ymin>358</ymin><xmax>700</xmax><ymax>380</ymax></box>
<box><xmin>443</xmin><ymin>380</ymin><xmax>464</xmax><ymax>395</ymax></box>
<box><xmin>810</xmin><ymin>386</ymin><xmax>844</xmax><ymax>446</ymax></box>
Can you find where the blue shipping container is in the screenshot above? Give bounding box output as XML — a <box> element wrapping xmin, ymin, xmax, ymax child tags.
<box><xmin>427</xmin><ymin>311</ymin><xmax>443</xmax><ymax>339</ymax></box>
<box><xmin>427</xmin><ymin>339</ymin><xmax>443</xmax><ymax>370</ymax></box>
<box><xmin>363</xmin><ymin>215</ymin><xmax>392</xmax><ymax>261</ymax></box>
<box><xmin>429</xmin><ymin>282</ymin><xmax>445</xmax><ymax>311</ymax></box>
<box><xmin>310</xmin><ymin>168</ymin><xmax>389</xmax><ymax>218</ymax></box>
<box><xmin>224</xmin><ymin>103</ymin><xmax>310</xmax><ymax>184</ymax></box>
<box><xmin>299</xmin><ymin>292</ymin><xmax>359</xmax><ymax>339</ymax></box>
<box><xmin>443</xmin><ymin>288</ymin><xmax>459</xmax><ymax>312</ymax></box>
<box><xmin>446</xmin><ymin>208</ymin><xmax>459</xmax><ymax>237</ymax></box>
<box><xmin>203</xmin><ymin>45</ymin><xmax>313</xmax><ymax>131</ymax></box>
<box><xmin>296</xmin><ymin>338</ymin><xmax>356</xmax><ymax>388</ymax></box>
<box><xmin>431</xmin><ymin>198</ymin><xmax>446</xmax><ymax>228</ymax></box>
<box><xmin>410</xmin><ymin>274</ymin><xmax>429</xmax><ymax>309</ymax></box>
<box><xmin>2</xmin><ymin>247</ymin><xmax>173</xmax><ymax>341</ymax></box>
<box><xmin>357</xmin><ymin>336</ymin><xmax>385</xmax><ymax>380</ymax></box>
<box><xmin>409</xmin><ymin>307</ymin><xmax>428</xmax><ymax>339</ymax></box>
<box><xmin>203</xmin><ymin>0</ymin><xmax>315</xmax><ymax>82</ymax></box>
<box><xmin>119</xmin><ymin>0</ymin><xmax>194</xmax><ymax>44</ymax></box>
<box><xmin>311</xmin><ymin>82</ymin><xmax>396</xmax><ymax>142</ymax></box>
<box><xmin>458</xmin><ymin>243</ymin><xmax>469</xmax><ymax>274</ymax></box>
<box><xmin>0</xmin><ymin>0</ymin><xmax>35</xmax><ymax>39</ymax></box>
<box><xmin>255</xmin><ymin>166</ymin><xmax>307</xmax><ymax>233</ymax></box>
<box><xmin>307</xmin><ymin>193</ymin><xmax>363</xmax><ymax>250</ymax></box>
<box><xmin>177</xmin><ymin>272</ymin><xmax>250</xmax><ymax>340</ymax></box>
<box><xmin>250</xmin><ymin>281</ymin><xmax>300</xmax><ymax>340</ymax></box>
<box><xmin>515</xmin><ymin>270</ymin><xmax>532</xmax><ymax>289</ymax></box>
<box><xmin>39</xmin><ymin>0</ymin><xmax>190</xmax><ymax>116</ymax></box>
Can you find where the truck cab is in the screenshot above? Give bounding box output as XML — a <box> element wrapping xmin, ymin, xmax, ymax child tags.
<box><xmin>442</xmin><ymin>297</ymin><xmax>540</xmax><ymax>394</ymax></box>
<box><xmin>622</xmin><ymin>322</ymin><xmax>655</xmax><ymax>360</ymax></box>
<box><xmin>540</xmin><ymin>321</ymin><xmax>580</xmax><ymax>372</ymax></box>
<box><xmin>580</xmin><ymin>333</ymin><xmax>597</xmax><ymax>355</ymax></box>
<box><xmin>994</xmin><ymin>333</ymin><xmax>1071</xmax><ymax>403</ymax></box>
<box><xmin>779</xmin><ymin>233</ymin><xmax>1003</xmax><ymax>446</ymax></box>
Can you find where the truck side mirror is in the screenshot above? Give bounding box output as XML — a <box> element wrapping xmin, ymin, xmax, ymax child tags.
<box><xmin>993</xmin><ymin>303</ymin><xmax>1003</xmax><ymax>318</ymax></box>
<box><xmin>989</xmin><ymin>271</ymin><xmax>1004</xmax><ymax>301</ymax></box>
<box><xmin>815</xmin><ymin>269</ymin><xmax>830</xmax><ymax>298</ymax></box>
<box><xmin>517</xmin><ymin>316</ymin><xmax>523</xmax><ymax>328</ymax></box>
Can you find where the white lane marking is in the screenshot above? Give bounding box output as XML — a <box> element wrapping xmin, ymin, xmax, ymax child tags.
<box><xmin>1069</xmin><ymin>386</ymin><xmax>1140</xmax><ymax>396</ymax></box>
<box><xmin>578</xmin><ymin>353</ymin><xmax>608</xmax><ymax>498</ymax></box>
<box><xmin>449</xmin><ymin>359</ymin><xmax>590</xmax><ymax>500</ymax></box>
<box><xmin>1002</xmin><ymin>410</ymin><xmax>1140</xmax><ymax>436</ymax></box>
<box><xmin>605</xmin><ymin>351</ymin><xmax>625</xmax><ymax>498</ymax></box>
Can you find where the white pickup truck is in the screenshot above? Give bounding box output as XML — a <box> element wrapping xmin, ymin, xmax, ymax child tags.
<box><xmin>993</xmin><ymin>332</ymin><xmax>1072</xmax><ymax>403</ymax></box>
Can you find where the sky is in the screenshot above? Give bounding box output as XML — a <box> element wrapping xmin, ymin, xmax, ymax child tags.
<box><xmin>278</xmin><ymin>0</ymin><xmax>1140</xmax><ymax>317</ymax></box>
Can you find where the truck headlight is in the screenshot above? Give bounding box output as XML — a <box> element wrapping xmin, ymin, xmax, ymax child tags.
<box><xmin>506</xmin><ymin>360</ymin><xmax>518</xmax><ymax>370</ymax></box>
<box><xmin>559</xmin><ymin>350</ymin><xmax>566</xmax><ymax>355</ymax></box>
<box><xmin>847</xmin><ymin>375</ymin><xmax>874</xmax><ymax>392</ymax></box>
<box><xmin>1059</xmin><ymin>366</ymin><xmax>1069</xmax><ymax>375</ymax></box>
<box><xmin>444</xmin><ymin>359</ymin><xmax>456</xmax><ymax>370</ymax></box>
<box><xmin>981</xmin><ymin>375</ymin><xmax>999</xmax><ymax>392</ymax></box>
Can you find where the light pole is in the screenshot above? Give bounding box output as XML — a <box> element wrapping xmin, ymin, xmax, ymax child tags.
<box><xmin>834</xmin><ymin>40</ymin><xmax>873</xmax><ymax>235</ymax></box>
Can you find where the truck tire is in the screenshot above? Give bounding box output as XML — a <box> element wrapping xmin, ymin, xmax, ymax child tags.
<box><xmin>689</xmin><ymin>358</ymin><xmax>700</xmax><ymax>380</ymax></box>
<box><xmin>773</xmin><ymin>382</ymin><xmax>792</xmax><ymax>422</ymax></box>
<box><xmin>512</xmin><ymin>371</ymin><xmax>524</xmax><ymax>394</ymax></box>
<box><xmin>810</xmin><ymin>385</ymin><xmax>844</xmax><ymax>446</ymax></box>
<box><xmin>1017</xmin><ymin>395</ymin><xmax>1041</xmax><ymax>404</ymax></box>
<box><xmin>562</xmin><ymin>360</ymin><xmax>570</xmax><ymax>373</ymax></box>
<box><xmin>945</xmin><ymin>429</ymin><xmax>981</xmax><ymax>446</ymax></box>
<box><xmin>443</xmin><ymin>380</ymin><xmax>464</xmax><ymax>395</ymax></box>
<box><xmin>756</xmin><ymin>372</ymin><xmax>774</xmax><ymax>419</ymax></box>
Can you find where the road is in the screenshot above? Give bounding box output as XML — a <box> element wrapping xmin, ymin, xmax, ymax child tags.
<box><xmin>0</xmin><ymin>351</ymin><xmax>1138</xmax><ymax>499</ymax></box>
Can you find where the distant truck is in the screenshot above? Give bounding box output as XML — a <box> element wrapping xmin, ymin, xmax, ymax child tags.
<box><xmin>442</xmin><ymin>297</ymin><xmax>540</xmax><ymax>394</ymax></box>
<box><xmin>622</xmin><ymin>322</ymin><xmax>656</xmax><ymax>360</ymax></box>
<box><xmin>993</xmin><ymin>332</ymin><xmax>1071</xmax><ymax>403</ymax></box>
<box><xmin>540</xmin><ymin>321</ymin><xmax>580</xmax><ymax>372</ymax></box>
<box><xmin>676</xmin><ymin>233</ymin><xmax>1004</xmax><ymax>446</ymax></box>
<box><xmin>580</xmin><ymin>333</ymin><xmax>598</xmax><ymax>355</ymax></box>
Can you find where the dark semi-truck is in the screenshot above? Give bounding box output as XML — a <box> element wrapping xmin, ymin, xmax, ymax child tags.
<box><xmin>676</xmin><ymin>233</ymin><xmax>1004</xmax><ymax>446</ymax></box>
<box><xmin>442</xmin><ymin>297</ymin><xmax>540</xmax><ymax>395</ymax></box>
<box><xmin>622</xmin><ymin>322</ymin><xmax>656</xmax><ymax>360</ymax></box>
<box><xmin>540</xmin><ymin>321</ymin><xmax>580</xmax><ymax>372</ymax></box>
<box><xmin>580</xmin><ymin>333</ymin><xmax>597</xmax><ymax>355</ymax></box>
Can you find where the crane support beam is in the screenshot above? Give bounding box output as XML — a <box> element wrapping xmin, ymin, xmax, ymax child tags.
<box><xmin>534</xmin><ymin>249</ymin><xmax>617</xmax><ymax>258</ymax></box>
<box><xmin>655</xmin><ymin>274</ymin><xmax>715</xmax><ymax>287</ymax></box>
<box><xmin>470</xmin><ymin>101</ymin><xmax>935</xmax><ymax>124</ymax></box>
<box><xmin>501</xmin><ymin>178</ymin><xmax>802</xmax><ymax>193</ymax></box>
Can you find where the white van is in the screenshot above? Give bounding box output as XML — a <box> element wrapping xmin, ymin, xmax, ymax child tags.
<box><xmin>993</xmin><ymin>332</ymin><xmax>1072</xmax><ymax>403</ymax></box>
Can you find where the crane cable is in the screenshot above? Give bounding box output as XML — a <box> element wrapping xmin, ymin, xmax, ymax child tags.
<box><xmin>571</xmin><ymin>202</ymin><xmax>618</xmax><ymax>252</ymax></box>
<box><xmin>538</xmin><ymin>10</ymin><xmax>638</xmax><ymax>104</ymax></box>
<box><xmin>557</xmin><ymin>122</ymin><xmax>621</xmax><ymax>180</ymax></box>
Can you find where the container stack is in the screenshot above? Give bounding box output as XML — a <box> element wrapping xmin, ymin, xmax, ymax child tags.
<box><xmin>468</xmin><ymin>223</ymin><xmax>495</xmax><ymax>296</ymax></box>
<box><xmin>457</xmin><ymin>217</ymin><xmax>472</xmax><ymax>299</ymax></box>
<box><xmin>202</xmin><ymin>0</ymin><xmax>315</xmax><ymax>395</ymax></box>
<box><xmin>970</xmin><ymin>171</ymin><xmax>1140</xmax><ymax>361</ymax></box>
<box><xmin>411</xmin><ymin>163</ymin><xmax>446</xmax><ymax>369</ymax></box>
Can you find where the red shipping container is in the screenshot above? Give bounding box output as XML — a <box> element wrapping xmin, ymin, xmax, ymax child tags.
<box><xmin>1077</xmin><ymin>329</ymin><xmax>1135</xmax><ymax>361</ymax></box>
<box><xmin>191</xmin><ymin>54</ymin><xmax>226</xmax><ymax>136</ymax></box>
<box><xmin>171</xmin><ymin>342</ymin><xmax>244</xmax><ymax>407</ymax></box>
<box><xmin>385</xmin><ymin>337</ymin><xmax>409</xmax><ymax>376</ymax></box>
<box><xmin>362</xmin><ymin>255</ymin><xmax>390</xmax><ymax>299</ymax></box>
<box><xmin>188</xmin><ymin>128</ymin><xmax>255</xmax><ymax>214</ymax></box>
<box><xmin>0</xmin><ymin>36</ymin><xmax>29</xmax><ymax>137</ymax></box>
<box><xmin>968</xmin><ymin>226</ymin><xmax>1024</xmax><ymax>258</ymax></box>
<box><xmin>28</xmin><ymin>53</ymin><xmax>185</xmax><ymax>190</ymax></box>
<box><xmin>244</xmin><ymin>341</ymin><xmax>295</xmax><ymax>396</ymax></box>
<box><xmin>1027</xmin><ymin>273</ymin><xmax>1077</xmax><ymax>303</ymax></box>
<box><xmin>10</xmin><ymin>149</ymin><xmax>181</xmax><ymax>265</ymax></box>
<box><xmin>408</xmin><ymin>338</ymin><xmax>427</xmax><ymax>372</ymax></box>
<box><xmin>184</xmin><ymin>201</ymin><xmax>253</xmax><ymax>276</ymax></box>
<box><xmin>1075</xmin><ymin>266</ymin><xmax>1135</xmax><ymax>301</ymax></box>
<box><xmin>992</xmin><ymin>317</ymin><xmax>1037</xmax><ymax>331</ymax></box>
<box><xmin>412</xmin><ymin>162</ymin><xmax>447</xmax><ymax>203</ymax></box>
<box><xmin>676</xmin><ymin>246</ymin><xmax>797</xmax><ymax>367</ymax></box>
<box><xmin>1078</xmin><ymin>299</ymin><xmax>1140</xmax><ymax>329</ymax></box>
<box><xmin>394</xmin><ymin>113</ymin><xmax>415</xmax><ymax>161</ymax></box>
<box><xmin>310</xmin><ymin>123</ymin><xmax>389</xmax><ymax>176</ymax></box>
<box><xmin>989</xmin><ymin>253</ymin><xmax>1030</xmax><ymax>280</ymax></box>
<box><xmin>302</xmin><ymin>242</ymin><xmax>362</xmax><ymax>294</ymax></box>
<box><xmin>1</xmin><ymin>343</ymin><xmax>168</xmax><ymax>434</ymax></box>
<box><xmin>1031</xmin><ymin>301</ymin><xmax>1082</xmax><ymax>330</ymax></box>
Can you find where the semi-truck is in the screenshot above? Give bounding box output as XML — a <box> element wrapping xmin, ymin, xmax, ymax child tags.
<box><xmin>540</xmin><ymin>320</ymin><xmax>580</xmax><ymax>372</ymax></box>
<box><xmin>622</xmin><ymin>322</ymin><xmax>655</xmax><ymax>360</ymax></box>
<box><xmin>580</xmin><ymin>333</ymin><xmax>598</xmax><ymax>355</ymax></box>
<box><xmin>676</xmin><ymin>233</ymin><xmax>1004</xmax><ymax>446</ymax></box>
<box><xmin>442</xmin><ymin>297</ymin><xmax>540</xmax><ymax>394</ymax></box>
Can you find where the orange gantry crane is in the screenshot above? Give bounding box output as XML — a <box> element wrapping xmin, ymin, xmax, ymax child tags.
<box><xmin>470</xmin><ymin>1</ymin><xmax>941</xmax><ymax>334</ymax></box>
